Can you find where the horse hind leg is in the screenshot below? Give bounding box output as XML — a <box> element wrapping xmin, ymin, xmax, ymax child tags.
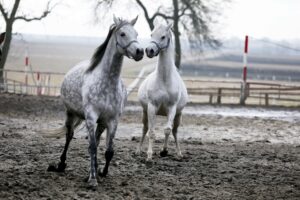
<box><xmin>95</xmin><ymin>120</ymin><xmax>106</xmax><ymax>176</ymax></box>
<box><xmin>48</xmin><ymin>111</ymin><xmax>75</xmax><ymax>172</ymax></box>
<box><xmin>96</xmin><ymin>119</ymin><xmax>106</xmax><ymax>147</ymax></box>
<box><xmin>136</xmin><ymin>110</ymin><xmax>148</xmax><ymax>155</ymax></box>
<box><xmin>172</xmin><ymin>113</ymin><xmax>183</xmax><ymax>158</ymax></box>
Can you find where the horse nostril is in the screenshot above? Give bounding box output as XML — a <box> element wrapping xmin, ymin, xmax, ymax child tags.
<box><xmin>150</xmin><ymin>49</ymin><xmax>154</xmax><ymax>54</ymax></box>
<box><xmin>136</xmin><ymin>48</ymin><xmax>144</xmax><ymax>56</ymax></box>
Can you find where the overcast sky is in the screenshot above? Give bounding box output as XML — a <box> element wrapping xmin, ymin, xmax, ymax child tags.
<box><xmin>1</xmin><ymin>0</ymin><xmax>299</xmax><ymax>40</ymax></box>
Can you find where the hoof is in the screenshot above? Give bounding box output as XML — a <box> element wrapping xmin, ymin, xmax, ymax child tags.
<box><xmin>164</xmin><ymin>127</ymin><xmax>172</xmax><ymax>135</ymax></box>
<box><xmin>87</xmin><ymin>178</ymin><xmax>98</xmax><ymax>190</ymax></box>
<box><xmin>177</xmin><ymin>151</ymin><xmax>183</xmax><ymax>159</ymax></box>
<box><xmin>160</xmin><ymin>149</ymin><xmax>168</xmax><ymax>157</ymax></box>
<box><xmin>145</xmin><ymin>159</ymin><xmax>153</xmax><ymax>167</ymax></box>
<box><xmin>98</xmin><ymin>169</ymin><xmax>108</xmax><ymax>177</ymax></box>
<box><xmin>135</xmin><ymin>148</ymin><xmax>142</xmax><ymax>155</ymax></box>
<box><xmin>84</xmin><ymin>176</ymin><xmax>89</xmax><ymax>182</ymax></box>
<box><xmin>47</xmin><ymin>162</ymin><xmax>66</xmax><ymax>172</ymax></box>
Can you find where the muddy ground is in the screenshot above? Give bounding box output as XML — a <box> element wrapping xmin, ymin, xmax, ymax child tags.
<box><xmin>0</xmin><ymin>93</ymin><xmax>299</xmax><ymax>200</ymax></box>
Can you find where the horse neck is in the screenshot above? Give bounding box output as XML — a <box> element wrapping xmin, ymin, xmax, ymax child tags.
<box><xmin>94</xmin><ymin>36</ymin><xmax>124</xmax><ymax>82</ymax></box>
<box><xmin>156</xmin><ymin>41</ymin><xmax>176</xmax><ymax>81</ymax></box>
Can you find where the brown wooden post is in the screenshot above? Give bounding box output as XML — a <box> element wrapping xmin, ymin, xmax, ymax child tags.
<box><xmin>13</xmin><ymin>80</ymin><xmax>15</xmax><ymax>93</ymax></box>
<box><xmin>4</xmin><ymin>70</ymin><xmax>7</xmax><ymax>92</ymax></box>
<box><xmin>209</xmin><ymin>94</ymin><xmax>213</xmax><ymax>104</ymax></box>
<box><xmin>265</xmin><ymin>94</ymin><xmax>269</xmax><ymax>106</ymax></box>
<box><xmin>217</xmin><ymin>88</ymin><xmax>222</xmax><ymax>104</ymax></box>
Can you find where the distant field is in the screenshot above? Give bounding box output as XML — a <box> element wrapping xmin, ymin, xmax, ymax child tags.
<box><xmin>7</xmin><ymin>37</ymin><xmax>155</xmax><ymax>76</ymax></box>
<box><xmin>4</xmin><ymin>34</ymin><xmax>300</xmax><ymax>96</ymax></box>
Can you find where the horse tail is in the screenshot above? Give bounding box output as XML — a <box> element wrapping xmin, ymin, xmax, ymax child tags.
<box><xmin>40</xmin><ymin>117</ymin><xmax>84</xmax><ymax>138</ymax></box>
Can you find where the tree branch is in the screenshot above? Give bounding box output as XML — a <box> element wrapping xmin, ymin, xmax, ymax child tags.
<box><xmin>136</xmin><ymin>0</ymin><xmax>150</xmax><ymax>20</ymax></box>
<box><xmin>178</xmin><ymin>5</ymin><xmax>188</xmax><ymax>18</ymax></box>
<box><xmin>10</xmin><ymin>0</ymin><xmax>20</xmax><ymax>20</ymax></box>
<box><xmin>135</xmin><ymin>0</ymin><xmax>155</xmax><ymax>30</ymax></box>
<box><xmin>152</xmin><ymin>12</ymin><xmax>172</xmax><ymax>20</ymax></box>
<box><xmin>0</xmin><ymin>3</ymin><xmax>8</xmax><ymax>22</ymax></box>
<box><xmin>14</xmin><ymin>1</ymin><xmax>56</xmax><ymax>22</ymax></box>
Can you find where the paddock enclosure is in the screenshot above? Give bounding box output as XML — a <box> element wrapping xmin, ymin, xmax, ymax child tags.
<box><xmin>0</xmin><ymin>93</ymin><xmax>299</xmax><ymax>199</ymax></box>
<box><xmin>0</xmin><ymin>33</ymin><xmax>300</xmax><ymax>199</ymax></box>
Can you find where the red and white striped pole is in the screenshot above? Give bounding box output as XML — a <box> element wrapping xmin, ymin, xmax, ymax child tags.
<box><xmin>243</xmin><ymin>35</ymin><xmax>248</xmax><ymax>82</ymax></box>
<box><xmin>240</xmin><ymin>35</ymin><xmax>249</xmax><ymax>105</ymax></box>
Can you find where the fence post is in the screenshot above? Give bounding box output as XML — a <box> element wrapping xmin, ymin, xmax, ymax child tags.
<box><xmin>265</xmin><ymin>94</ymin><xmax>269</xmax><ymax>106</ymax></box>
<box><xmin>240</xmin><ymin>35</ymin><xmax>249</xmax><ymax>105</ymax></box>
<box><xmin>4</xmin><ymin>70</ymin><xmax>7</xmax><ymax>92</ymax></box>
<box><xmin>13</xmin><ymin>80</ymin><xmax>16</xmax><ymax>93</ymax></box>
<box><xmin>217</xmin><ymin>88</ymin><xmax>222</xmax><ymax>104</ymax></box>
<box><xmin>25</xmin><ymin>50</ymin><xmax>29</xmax><ymax>94</ymax></box>
<box><xmin>209</xmin><ymin>94</ymin><xmax>213</xmax><ymax>104</ymax></box>
<box><xmin>37</xmin><ymin>72</ymin><xmax>41</xmax><ymax>95</ymax></box>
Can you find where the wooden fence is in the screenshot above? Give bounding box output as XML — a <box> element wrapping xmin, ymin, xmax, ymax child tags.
<box><xmin>1</xmin><ymin>69</ymin><xmax>300</xmax><ymax>107</ymax></box>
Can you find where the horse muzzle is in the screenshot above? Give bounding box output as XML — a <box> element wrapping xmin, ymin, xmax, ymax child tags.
<box><xmin>145</xmin><ymin>47</ymin><xmax>159</xmax><ymax>58</ymax></box>
<box><xmin>133</xmin><ymin>47</ymin><xmax>144</xmax><ymax>61</ymax></box>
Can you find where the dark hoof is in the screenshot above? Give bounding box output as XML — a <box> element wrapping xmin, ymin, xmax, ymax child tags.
<box><xmin>87</xmin><ymin>185</ymin><xmax>97</xmax><ymax>191</ymax></box>
<box><xmin>47</xmin><ymin>162</ymin><xmax>66</xmax><ymax>172</ymax></box>
<box><xmin>145</xmin><ymin>159</ymin><xmax>153</xmax><ymax>167</ymax></box>
<box><xmin>160</xmin><ymin>150</ymin><xmax>168</xmax><ymax>157</ymax></box>
<box><xmin>87</xmin><ymin>179</ymin><xmax>98</xmax><ymax>190</ymax></box>
<box><xmin>84</xmin><ymin>176</ymin><xmax>89</xmax><ymax>182</ymax></box>
<box><xmin>99</xmin><ymin>169</ymin><xmax>108</xmax><ymax>177</ymax></box>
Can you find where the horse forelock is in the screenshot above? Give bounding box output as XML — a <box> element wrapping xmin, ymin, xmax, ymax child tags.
<box><xmin>86</xmin><ymin>20</ymin><xmax>132</xmax><ymax>73</ymax></box>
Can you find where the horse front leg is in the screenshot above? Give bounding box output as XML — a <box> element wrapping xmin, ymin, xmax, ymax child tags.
<box><xmin>85</xmin><ymin>110</ymin><xmax>99</xmax><ymax>188</ymax></box>
<box><xmin>99</xmin><ymin>119</ymin><xmax>117</xmax><ymax>177</ymax></box>
<box><xmin>172</xmin><ymin>113</ymin><xmax>183</xmax><ymax>158</ymax></box>
<box><xmin>136</xmin><ymin>110</ymin><xmax>148</xmax><ymax>155</ymax></box>
<box><xmin>146</xmin><ymin>103</ymin><xmax>157</xmax><ymax>161</ymax></box>
<box><xmin>160</xmin><ymin>105</ymin><xmax>176</xmax><ymax>157</ymax></box>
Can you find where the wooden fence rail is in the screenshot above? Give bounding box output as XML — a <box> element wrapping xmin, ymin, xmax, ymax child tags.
<box><xmin>1</xmin><ymin>69</ymin><xmax>300</xmax><ymax>106</ymax></box>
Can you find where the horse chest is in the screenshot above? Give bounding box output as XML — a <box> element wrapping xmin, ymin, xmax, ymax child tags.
<box><xmin>149</xmin><ymin>85</ymin><xmax>179</xmax><ymax>105</ymax></box>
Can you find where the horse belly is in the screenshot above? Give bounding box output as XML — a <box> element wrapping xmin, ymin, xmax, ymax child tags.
<box><xmin>61</xmin><ymin>64</ymin><xmax>86</xmax><ymax>117</ymax></box>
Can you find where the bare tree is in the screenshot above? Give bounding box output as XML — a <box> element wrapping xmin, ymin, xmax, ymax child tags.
<box><xmin>94</xmin><ymin>0</ymin><xmax>229</xmax><ymax>68</ymax></box>
<box><xmin>0</xmin><ymin>0</ymin><xmax>57</xmax><ymax>83</ymax></box>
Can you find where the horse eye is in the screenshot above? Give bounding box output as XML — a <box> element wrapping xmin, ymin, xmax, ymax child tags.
<box><xmin>120</xmin><ymin>32</ymin><xmax>126</xmax><ymax>37</ymax></box>
<box><xmin>161</xmin><ymin>36</ymin><xmax>165</xmax><ymax>40</ymax></box>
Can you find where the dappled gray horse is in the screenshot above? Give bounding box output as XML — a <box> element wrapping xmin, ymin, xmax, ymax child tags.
<box><xmin>137</xmin><ymin>23</ymin><xmax>188</xmax><ymax>161</ymax></box>
<box><xmin>47</xmin><ymin>16</ymin><xmax>144</xmax><ymax>188</ymax></box>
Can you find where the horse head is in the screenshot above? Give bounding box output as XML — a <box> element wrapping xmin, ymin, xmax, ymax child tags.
<box><xmin>146</xmin><ymin>23</ymin><xmax>173</xmax><ymax>58</ymax></box>
<box><xmin>113</xmin><ymin>16</ymin><xmax>144</xmax><ymax>61</ymax></box>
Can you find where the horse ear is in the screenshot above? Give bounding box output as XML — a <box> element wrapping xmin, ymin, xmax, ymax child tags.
<box><xmin>166</xmin><ymin>23</ymin><xmax>173</xmax><ymax>31</ymax></box>
<box><xmin>0</xmin><ymin>32</ymin><xmax>5</xmax><ymax>45</ymax></box>
<box><xmin>113</xmin><ymin>14</ymin><xmax>119</xmax><ymax>25</ymax></box>
<box><xmin>130</xmin><ymin>15</ymin><xmax>138</xmax><ymax>26</ymax></box>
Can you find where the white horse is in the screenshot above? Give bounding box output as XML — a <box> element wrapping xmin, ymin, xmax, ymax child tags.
<box><xmin>136</xmin><ymin>23</ymin><xmax>188</xmax><ymax>161</ymax></box>
<box><xmin>47</xmin><ymin>16</ymin><xmax>144</xmax><ymax>188</ymax></box>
